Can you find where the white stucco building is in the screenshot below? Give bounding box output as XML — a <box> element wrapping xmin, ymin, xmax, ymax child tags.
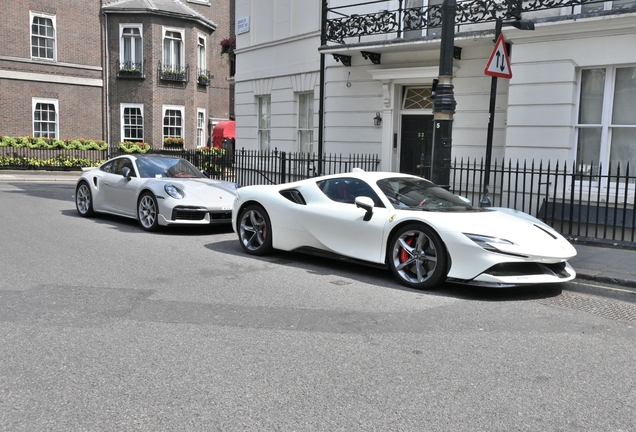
<box><xmin>233</xmin><ymin>0</ymin><xmax>636</xmax><ymax>180</ymax></box>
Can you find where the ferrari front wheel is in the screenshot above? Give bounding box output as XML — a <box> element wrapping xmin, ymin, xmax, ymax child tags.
<box><xmin>238</xmin><ymin>204</ymin><xmax>273</xmax><ymax>255</ymax></box>
<box><xmin>138</xmin><ymin>192</ymin><xmax>160</xmax><ymax>232</ymax></box>
<box><xmin>388</xmin><ymin>223</ymin><xmax>448</xmax><ymax>290</ymax></box>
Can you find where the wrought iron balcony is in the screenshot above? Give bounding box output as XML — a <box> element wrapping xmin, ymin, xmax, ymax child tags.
<box><xmin>323</xmin><ymin>0</ymin><xmax>636</xmax><ymax>46</ymax></box>
<box><xmin>197</xmin><ymin>68</ymin><xmax>211</xmax><ymax>86</ymax></box>
<box><xmin>159</xmin><ymin>63</ymin><xmax>189</xmax><ymax>82</ymax></box>
<box><xmin>116</xmin><ymin>60</ymin><xmax>144</xmax><ymax>78</ymax></box>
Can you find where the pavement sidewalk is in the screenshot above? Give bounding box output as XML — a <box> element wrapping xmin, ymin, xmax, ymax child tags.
<box><xmin>2</xmin><ymin>170</ymin><xmax>636</xmax><ymax>289</ymax></box>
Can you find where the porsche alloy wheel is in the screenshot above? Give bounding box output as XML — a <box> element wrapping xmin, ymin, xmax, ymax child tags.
<box><xmin>75</xmin><ymin>181</ymin><xmax>94</xmax><ymax>217</ymax></box>
<box><xmin>238</xmin><ymin>204</ymin><xmax>273</xmax><ymax>255</ymax></box>
<box><xmin>138</xmin><ymin>192</ymin><xmax>160</xmax><ymax>231</ymax></box>
<box><xmin>389</xmin><ymin>223</ymin><xmax>448</xmax><ymax>290</ymax></box>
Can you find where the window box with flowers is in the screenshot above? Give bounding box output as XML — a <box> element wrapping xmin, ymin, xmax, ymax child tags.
<box><xmin>197</xmin><ymin>70</ymin><xmax>211</xmax><ymax>86</ymax></box>
<box><xmin>163</xmin><ymin>137</ymin><xmax>184</xmax><ymax>149</ymax></box>
<box><xmin>120</xmin><ymin>141</ymin><xmax>150</xmax><ymax>154</ymax></box>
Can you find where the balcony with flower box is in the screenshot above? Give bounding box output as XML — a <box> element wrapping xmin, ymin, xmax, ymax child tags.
<box><xmin>197</xmin><ymin>69</ymin><xmax>211</xmax><ymax>86</ymax></box>
<box><xmin>159</xmin><ymin>63</ymin><xmax>189</xmax><ymax>82</ymax></box>
<box><xmin>117</xmin><ymin>61</ymin><xmax>144</xmax><ymax>79</ymax></box>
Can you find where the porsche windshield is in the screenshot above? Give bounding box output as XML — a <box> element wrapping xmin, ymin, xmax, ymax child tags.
<box><xmin>136</xmin><ymin>157</ymin><xmax>205</xmax><ymax>179</ymax></box>
<box><xmin>376</xmin><ymin>177</ymin><xmax>477</xmax><ymax>212</ymax></box>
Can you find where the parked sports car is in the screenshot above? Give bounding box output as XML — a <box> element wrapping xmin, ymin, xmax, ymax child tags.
<box><xmin>75</xmin><ymin>154</ymin><xmax>237</xmax><ymax>231</ymax></box>
<box><xmin>232</xmin><ymin>170</ymin><xmax>577</xmax><ymax>290</ymax></box>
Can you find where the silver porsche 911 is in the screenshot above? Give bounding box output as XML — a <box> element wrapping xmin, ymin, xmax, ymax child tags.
<box><xmin>75</xmin><ymin>154</ymin><xmax>237</xmax><ymax>231</ymax></box>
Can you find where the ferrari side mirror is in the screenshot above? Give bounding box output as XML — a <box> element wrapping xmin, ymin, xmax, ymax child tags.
<box><xmin>355</xmin><ymin>196</ymin><xmax>375</xmax><ymax>221</ymax></box>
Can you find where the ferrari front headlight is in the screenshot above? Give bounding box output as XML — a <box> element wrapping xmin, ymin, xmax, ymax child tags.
<box><xmin>464</xmin><ymin>233</ymin><xmax>514</xmax><ymax>253</ymax></box>
<box><xmin>164</xmin><ymin>184</ymin><xmax>185</xmax><ymax>199</ymax></box>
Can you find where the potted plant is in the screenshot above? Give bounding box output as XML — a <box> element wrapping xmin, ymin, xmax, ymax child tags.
<box><xmin>220</xmin><ymin>37</ymin><xmax>235</xmax><ymax>61</ymax></box>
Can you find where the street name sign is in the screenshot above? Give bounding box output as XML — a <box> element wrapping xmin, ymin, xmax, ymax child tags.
<box><xmin>484</xmin><ymin>34</ymin><xmax>512</xmax><ymax>79</ymax></box>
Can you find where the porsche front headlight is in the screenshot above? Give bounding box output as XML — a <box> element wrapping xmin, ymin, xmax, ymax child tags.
<box><xmin>164</xmin><ymin>184</ymin><xmax>185</xmax><ymax>199</ymax></box>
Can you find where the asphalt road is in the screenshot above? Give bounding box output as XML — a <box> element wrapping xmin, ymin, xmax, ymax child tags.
<box><xmin>0</xmin><ymin>182</ymin><xmax>635</xmax><ymax>431</ymax></box>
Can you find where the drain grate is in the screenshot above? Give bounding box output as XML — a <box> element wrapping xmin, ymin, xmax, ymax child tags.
<box><xmin>536</xmin><ymin>290</ymin><xmax>636</xmax><ymax>323</ymax></box>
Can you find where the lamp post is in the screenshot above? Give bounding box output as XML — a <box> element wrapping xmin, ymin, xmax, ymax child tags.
<box><xmin>431</xmin><ymin>0</ymin><xmax>457</xmax><ymax>188</ymax></box>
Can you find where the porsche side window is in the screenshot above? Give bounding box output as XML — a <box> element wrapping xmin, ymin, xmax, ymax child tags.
<box><xmin>100</xmin><ymin>160</ymin><xmax>115</xmax><ymax>173</ymax></box>
<box><xmin>110</xmin><ymin>158</ymin><xmax>135</xmax><ymax>176</ymax></box>
<box><xmin>317</xmin><ymin>178</ymin><xmax>384</xmax><ymax>207</ymax></box>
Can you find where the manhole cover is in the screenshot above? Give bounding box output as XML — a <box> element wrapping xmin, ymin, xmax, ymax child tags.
<box><xmin>537</xmin><ymin>290</ymin><xmax>636</xmax><ymax>323</ymax></box>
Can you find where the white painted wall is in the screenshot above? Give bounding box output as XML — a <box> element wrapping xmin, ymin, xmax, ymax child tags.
<box><xmin>235</xmin><ymin>0</ymin><xmax>636</xmax><ymax>171</ymax></box>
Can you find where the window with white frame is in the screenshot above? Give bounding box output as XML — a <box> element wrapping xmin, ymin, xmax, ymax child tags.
<box><xmin>121</xmin><ymin>104</ymin><xmax>144</xmax><ymax>142</ymax></box>
<box><xmin>33</xmin><ymin>98</ymin><xmax>58</xmax><ymax>138</ymax></box>
<box><xmin>258</xmin><ymin>96</ymin><xmax>271</xmax><ymax>152</ymax></box>
<box><xmin>120</xmin><ymin>24</ymin><xmax>143</xmax><ymax>72</ymax></box>
<box><xmin>197</xmin><ymin>109</ymin><xmax>206</xmax><ymax>147</ymax></box>
<box><xmin>298</xmin><ymin>92</ymin><xmax>314</xmax><ymax>154</ymax></box>
<box><xmin>198</xmin><ymin>35</ymin><xmax>206</xmax><ymax>72</ymax></box>
<box><xmin>163</xmin><ymin>28</ymin><xmax>184</xmax><ymax>71</ymax></box>
<box><xmin>576</xmin><ymin>66</ymin><xmax>636</xmax><ymax>177</ymax></box>
<box><xmin>30</xmin><ymin>12</ymin><xmax>56</xmax><ymax>60</ymax></box>
<box><xmin>163</xmin><ymin>105</ymin><xmax>184</xmax><ymax>143</ymax></box>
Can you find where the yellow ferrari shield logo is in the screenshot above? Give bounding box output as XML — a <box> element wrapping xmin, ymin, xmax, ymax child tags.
<box><xmin>389</xmin><ymin>214</ymin><xmax>396</xmax><ymax>222</ymax></box>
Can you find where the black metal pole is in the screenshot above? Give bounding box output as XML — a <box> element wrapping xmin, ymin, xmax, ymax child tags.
<box><xmin>479</xmin><ymin>19</ymin><xmax>503</xmax><ymax>207</ymax></box>
<box><xmin>431</xmin><ymin>0</ymin><xmax>457</xmax><ymax>188</ymax></box>
<box><xmin>317</xmin><ymin>0</ymin><xmax>329</xmax><ymax>176</ymax></box>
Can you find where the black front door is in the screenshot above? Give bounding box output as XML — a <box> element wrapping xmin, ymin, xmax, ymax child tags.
<box><xmin>400</xmin><ymin>114</ymin><xmax>434</xmax><ymax>178</ymax></box>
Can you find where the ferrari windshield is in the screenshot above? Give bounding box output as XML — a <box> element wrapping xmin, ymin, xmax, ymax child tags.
<box><xmin>136</xmin><ymin>157</ymin><xmax>205</xmax><ymax>179</ymax></box>
<box><xmin>376</xmin><ymin>177</ymin><xmax>477</xmax><ymax>212</ymax></box>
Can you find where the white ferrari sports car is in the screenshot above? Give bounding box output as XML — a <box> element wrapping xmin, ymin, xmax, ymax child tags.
<box><xmin>75</xmin><ymin>154</ymin><xmax>237</xmax><ymax>231</ymax></box>
<box><xmin>232</xmin><ymin>170</ymin><xmax>577</xmax><ymax>290</ymax></box>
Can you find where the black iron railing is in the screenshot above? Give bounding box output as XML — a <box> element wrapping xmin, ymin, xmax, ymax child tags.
<box><xmin>323</xmin><ymin>0</ymin><xmax>636</xmax><ymax>45</ymax></box>
<box><xmin>449</xmin><ymin>158</ymin><xmax>636</xmax><ymax>246</ymax></box>
<box><xmin>2</xmin><ymin>146</ymin><xmax>634</xmax><ymax>246</ymax></box>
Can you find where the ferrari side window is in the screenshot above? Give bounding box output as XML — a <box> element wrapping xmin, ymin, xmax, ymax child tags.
<box><xmin>317</xmin><ymin>178</ymin><xmax>384</xmax><ymax>207</ymax></box>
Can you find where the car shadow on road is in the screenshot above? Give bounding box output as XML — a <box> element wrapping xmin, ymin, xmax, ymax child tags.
<box><xmin>205</xmin><ymin>239</ymin><xmax>563</xmax><ymax>302</ymax></box>
<box><xmin>61</xmin><ymin>209</ymin><xmax>235</xmax><ymax>236</ymax></box>
<box><xmin>3</xmin><ymin>182</ymin><xmax>75</xmax><ymax>202</ymax></box>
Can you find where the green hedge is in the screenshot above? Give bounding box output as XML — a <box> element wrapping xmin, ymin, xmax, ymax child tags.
<box><xmin>0</xmin><ymin>155</ymin><xmax>104</xmax><ymax>169</ymax></box>
<box><xmin>0</xmin><ymin>135</ymin><xmax>108</xmax><ymax>151</ymax></box>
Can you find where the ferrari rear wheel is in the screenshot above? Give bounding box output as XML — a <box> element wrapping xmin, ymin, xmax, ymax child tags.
<box><xmin>138</xmin><ymin>192</ymin><xmax>160</xmax><ymax>232</ymax></box>
<box><xmin>389</xmin><ymin>223</ymin><xmax>448</xmax><ymax>290</ymax></box>
<box><xmin>238</xmin><ymin>204</ymin><xmax>273</xmax><ymax>255</ymax></box>
<box><xmin>75</xmin><ymin>181</ymin><xmax>94</xmax><ymax>217</ymax></box>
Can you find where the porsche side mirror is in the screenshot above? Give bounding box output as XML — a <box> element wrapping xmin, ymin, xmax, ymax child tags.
<box><xmin>122</xmin><ymin>167</ymin><xmax>132</xmax><ymax>180</ymax></box>
<box><xmin>355</xmin><ymin>196</ymin><xmax>375</xmax><ymax>221</ymax></box>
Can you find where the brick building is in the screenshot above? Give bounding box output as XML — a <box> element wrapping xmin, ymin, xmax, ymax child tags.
<box><xmin>0</xmin><ymin>0</ymin><xmax>233</xmax><ymax>150</ymax></box>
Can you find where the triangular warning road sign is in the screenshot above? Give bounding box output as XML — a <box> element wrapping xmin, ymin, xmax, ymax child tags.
<box><xmin>484</xmin><ymin>34</ymin><xmax>512</xmax><ymax>79</ymax></box>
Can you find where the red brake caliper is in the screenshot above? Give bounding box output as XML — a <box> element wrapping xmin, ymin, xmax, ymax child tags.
<box><xmin>400</xmin><ymin>237</ymin><xmax>413</xmax><ymax>267</ymax></box>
